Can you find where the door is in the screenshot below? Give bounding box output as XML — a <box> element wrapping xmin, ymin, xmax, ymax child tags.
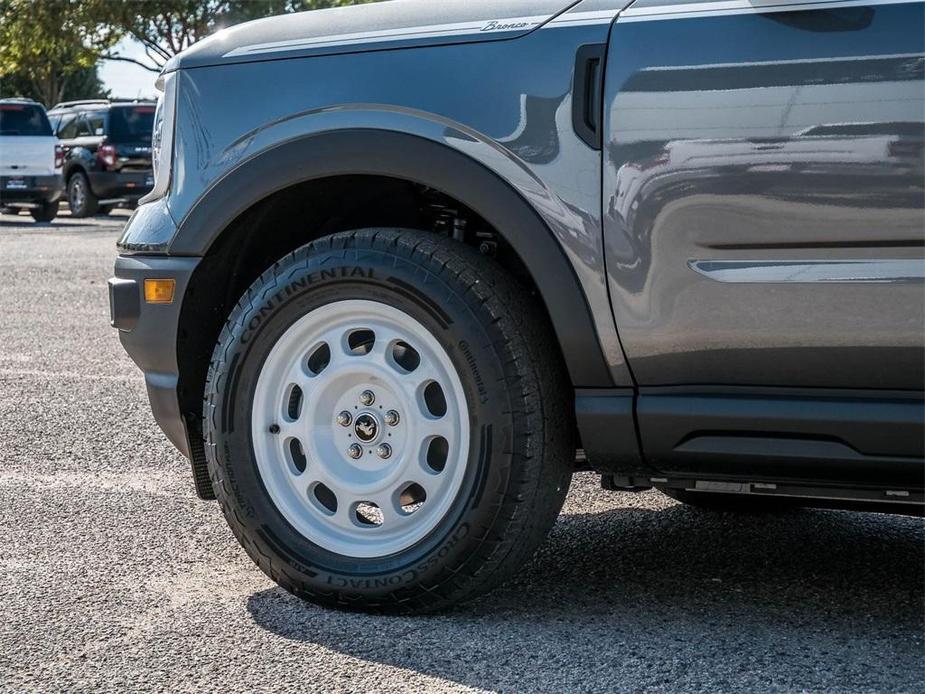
<box><xmin>56</xmin><ymin>112</ymin><xmax>81</xmax><ymax>157</ymax></box>
<box><xmin>72</xmin><ymin>112</ymin><xmax>104</xmax><ymax>151</ymax></box>
<box><xmin>602</xmin><ymin>0</ymin><xmax>925</xmax><ymax>391</ymax></box>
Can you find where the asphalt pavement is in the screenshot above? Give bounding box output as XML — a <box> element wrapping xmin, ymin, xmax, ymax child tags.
<box><xmin>0</xmin><ymin>210</ymin><xmax>923</xmax><ymax>693</ymax></box>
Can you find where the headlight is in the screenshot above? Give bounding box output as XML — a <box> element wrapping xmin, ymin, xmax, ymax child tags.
<box><xmin>142</xmin><ymin>71</ymin><xmax>178</xmax><ymax>203</ymax></box>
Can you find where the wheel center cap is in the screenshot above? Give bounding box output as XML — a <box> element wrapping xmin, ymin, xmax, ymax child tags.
<box><xmin>354</xmin><ymin>413</ymin><xmax>380</xmax><ymax>443</ymax></box>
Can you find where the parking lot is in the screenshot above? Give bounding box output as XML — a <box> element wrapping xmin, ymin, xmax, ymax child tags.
<box><xmin>0</xmin><ymin>210</ymin><xmax>922</xmax><ymax>693</ymax></box>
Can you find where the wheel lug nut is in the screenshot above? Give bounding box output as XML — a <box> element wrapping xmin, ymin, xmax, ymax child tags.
<box><xmin>347</xmin><ymin>444</ymin><xmax>363</xmax><ymax>459</ymax></box>
<box><xmin>336</xmin><ymin>411</ymin><xmax>352</xmax><ymax>427</ymax></box>
<box><xmin>384</xmin><ymin>410</ymin><xmax>400</xmax><ymax>426</ymax></box>
<box><xmin>359</xmin><ymin>389</ymin><xmax>375</xmax><ymax>406</ymax></box>
<box><xmin>268</xmin><ymin>424</ymin><xmax>280</xmax><ymax>434</ymax></box>
<box><xmin>376</xmin><ymin>443</ymin><xmax>392</xmax><ymax>459</ymax></box>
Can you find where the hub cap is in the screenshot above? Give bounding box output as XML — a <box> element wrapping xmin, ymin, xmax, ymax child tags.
<box><xmin>251</xmin><ymin>300</ymin><xmax>470</xmax><ymax>558</ymax></box>
<box><xmin>70</xmin><ymin>177</ymin><xmax>85</xmax><ymax>210</ymax></box>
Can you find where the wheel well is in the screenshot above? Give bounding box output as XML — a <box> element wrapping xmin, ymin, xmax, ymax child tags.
<box><xmin>176</xmin><ymin>174</ymin><xmax>568</xmax><ymax>448</ymax></box>
<box><xmin>64</xmin><ymin>166</ymin><xmax>85</xmax><ymax>184</ymax></box>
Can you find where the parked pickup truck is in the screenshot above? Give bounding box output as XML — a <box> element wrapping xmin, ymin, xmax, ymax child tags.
<box><xmin>109</xmin><ymin>0</ymin><xmax>925</xmax><ymax>613</ymax></box>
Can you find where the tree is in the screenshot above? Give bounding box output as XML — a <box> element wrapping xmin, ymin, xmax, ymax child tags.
<box><xmin>0</xmin><ymin>65</ymin><xmax>109</xmax><ymax>104</ymax></box>
<box><xmin>0</xmin><ymin>0</ymin><xmax>119</xmax><ymax>105</ymax></box>
<box><xmin>92</xmin><ymin>0</ymin><xmax>382</xmax><ymax>73</ymax></box>
<box><xmin>0</xmin><ymin>0</ymin><xmax>382</xmax><ymax>105</ymax></box>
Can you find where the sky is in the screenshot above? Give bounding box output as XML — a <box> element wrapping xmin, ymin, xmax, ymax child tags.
<box><xmin>98</xmin><ymin>38</ymin><xmax>159</xmax><ymax>99</ymax></box>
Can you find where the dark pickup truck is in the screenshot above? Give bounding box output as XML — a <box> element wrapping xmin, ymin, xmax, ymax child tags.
<box><xmin>109</xmin><ymin>0</ymin><xmax>925</xmax><ymax>613</ymax></box>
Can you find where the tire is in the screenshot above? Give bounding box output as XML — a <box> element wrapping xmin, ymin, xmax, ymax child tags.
<box><xmin>661</xmin><ymin>487</ymin><xmax>798</xmax><ymax>512</ymax></box>
<box><xmin>30</xmin><ymin>201</ymin><xmax>58</xmax><ymax>223</ymax></box>
<box><xmin>204</xmin><ymin>228</ymin><xmax>573</xmax><ymax>613</ymax></box>
<box><xmin>67</xmin><ymin>172</ymin><xmax>98</xmax><ymax>217</ymax></box>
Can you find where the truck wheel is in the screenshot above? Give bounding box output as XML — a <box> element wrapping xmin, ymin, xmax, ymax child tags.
<box><xmin>30</xmin><ymin>201</ymin><xmax>58</xmax><ymax>223</ymax></box>
<box><xmin>661</xmin><ymin>488</ymin><xmax>797</xmax><ymax>512</ymax></box>
<box><xmin>67</xmin><ymin>172</ymin><xmax>98</xmax><ymax>218</ymax></box>
<box><xmin>204</xmin><ymin>228</ymin><xmax>573</xmax><ymax>613</ymax></box>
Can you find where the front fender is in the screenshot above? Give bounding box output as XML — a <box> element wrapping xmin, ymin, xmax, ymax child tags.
<box><xmin>169</xmin><ymin>126</ymin><xmax>615</xmax><ymax>387</ymax></box>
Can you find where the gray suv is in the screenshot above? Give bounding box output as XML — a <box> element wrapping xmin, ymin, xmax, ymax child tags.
<box><xmin>109</xmin><ymin>0</ymin><xmax>925</xmax><ymax>612</ymax></box>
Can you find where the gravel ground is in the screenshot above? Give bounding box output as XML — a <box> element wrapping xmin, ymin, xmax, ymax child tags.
<box><xmin>0</xmin><ymin>211</ymin><xmax>923</xmax><ymax>693</ymax></box>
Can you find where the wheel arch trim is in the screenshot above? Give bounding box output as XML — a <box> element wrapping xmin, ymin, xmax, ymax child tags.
<box><xmin>63</xmin><ymin>162</ymin><xmax>87</xmax><ymax>182</ymax></box>
<box><xmin>169</xmin><ymin>128</ymin><xmax>615</xmax><ymax>387</ymax></box>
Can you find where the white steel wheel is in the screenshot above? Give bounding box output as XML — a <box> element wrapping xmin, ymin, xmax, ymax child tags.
<box><xmin>206</xmin><ymin>228</ymin><xmax>574</xmax><ymax>613</ymax></box>
<box><xmin>251</xmin><ymin>299</ymin><xmax>470</xmax><ymax>558</ymax></box>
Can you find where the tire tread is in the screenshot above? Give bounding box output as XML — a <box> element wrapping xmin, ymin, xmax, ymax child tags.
<box><xmin>203</xmin><ymin>228</ymin><xmax>573</xmax><ymax>613</ymax></box>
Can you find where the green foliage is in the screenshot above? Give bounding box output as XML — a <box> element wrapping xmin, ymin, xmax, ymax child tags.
<box><xmin>295</xmin><ymin>0</ymin><xmax>383</xmax><ymax>10</ymax></box>
<box><xmin>0</xmin><ymin>0</ymin><xmax>382</xmax><ymax>105</ymax></box>
<box><xmin>0</xmin><ymin>0</ymin><xmax>120</xmax><ymax>105</ymax></box>
<box><xmin>0</xmin><ymin>65</ymin><xmax>109</xmax><ymax>105</ymax></box>
<box><xmin>87</xmin><ymin>0</ymin><xmax>384</xmax><ymax>71</ymax></box>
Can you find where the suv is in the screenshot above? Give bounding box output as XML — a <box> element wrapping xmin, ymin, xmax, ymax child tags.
<box><xmin>48</xmin><ymin>100</ymin><xmax>155</xmax><ymax>217</ymax></box>
<box><xmin>0</xmin><ymin>99</ymin><xmax>63</xmax><ymax>222</ymax></box>
<box><xmin>108</xmin><ymin>0</ymin><xmax>925</xmax><ymax>613</ymax></box>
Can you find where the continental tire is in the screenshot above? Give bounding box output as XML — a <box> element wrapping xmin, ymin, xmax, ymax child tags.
<box><xmin>203</xmin><ymin>228</ymin><xmax>573</xmax><ymax>613</ymax></box>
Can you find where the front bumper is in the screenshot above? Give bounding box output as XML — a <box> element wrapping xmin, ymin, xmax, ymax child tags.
<box><xmin>110</xmin><ymin>253</ymin><xmax>199</xmax><ymax>458</ymax></box>
<box><xmin>0</xmin><ymin>174</ymin><xmax>64</xmax><ymax>204</ymax></box>
<box><xmin>90</xmin><ymin>170</ymin><xmax>153</xmax><ymax>201</ymax></box>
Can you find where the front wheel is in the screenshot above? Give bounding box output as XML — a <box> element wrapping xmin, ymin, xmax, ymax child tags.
<box><xmin>204</xmin><ymin>229</ymin><xmax>573</xmax><ymax>613</ymax></box>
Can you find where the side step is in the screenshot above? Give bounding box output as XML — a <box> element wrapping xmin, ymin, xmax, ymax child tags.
<box><xmin>602</xmin><ymin>474</ymin><xmax>924</xmax><ymax>515</ymax></box>
<box><xmin>637</xmin><ymin>390</ymin><xmax>925</xmax><ymax>487</ymax></box>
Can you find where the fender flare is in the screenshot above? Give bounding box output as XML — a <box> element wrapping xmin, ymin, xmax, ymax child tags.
<box><xmin>63</xmin><ymin>160</ymin><xmax>88</xmax><ymax>183</ymax></box>
<box><xmin>170</xmin><ymin>128</ymin><xmax>613</xmax><ymax>387</ymax></box>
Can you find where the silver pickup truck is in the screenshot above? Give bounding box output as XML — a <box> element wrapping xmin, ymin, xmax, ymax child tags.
<box><xmin>109</xmin><ymin>0</ymin><xmax>925</xmax><ymax>612</ymax></box>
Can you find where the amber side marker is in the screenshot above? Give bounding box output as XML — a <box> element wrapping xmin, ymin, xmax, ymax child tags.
<box><xmin>144</xmin><ymin>278</ymin><xmax>176</xmax><ymax>304</ymax></box>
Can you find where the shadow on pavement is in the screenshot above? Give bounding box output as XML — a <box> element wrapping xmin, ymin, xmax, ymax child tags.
<box><xmin>246</xmin><ymin>501</ymin><xmax>924</xmax><ymax>691</ymax></box>
<box><xmin>0</xmin><ymin>213</ymin><xmax>128</xmax><ymax>231</ymax></box>
<box><xmin>0</xmin><ymin>218</ymin><xmax>89</xmax><ymax>228</ymax></box>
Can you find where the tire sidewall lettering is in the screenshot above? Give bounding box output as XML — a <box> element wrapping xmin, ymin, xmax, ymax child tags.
<box><xmin>207</xmin><ymin>234</ymin><xmax>548</xmax><ymax>609</ymax></box>
<box><xmin>240</xmin><ymin>266</ymin><xmax>373</xmax><ymax>345</ymax></box>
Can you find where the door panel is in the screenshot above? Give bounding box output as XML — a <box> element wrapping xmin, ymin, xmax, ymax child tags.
<box><xmin>602</xmin><ymin>1</ymin><xmax>925</xmax><ymax>389</ymax></box>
